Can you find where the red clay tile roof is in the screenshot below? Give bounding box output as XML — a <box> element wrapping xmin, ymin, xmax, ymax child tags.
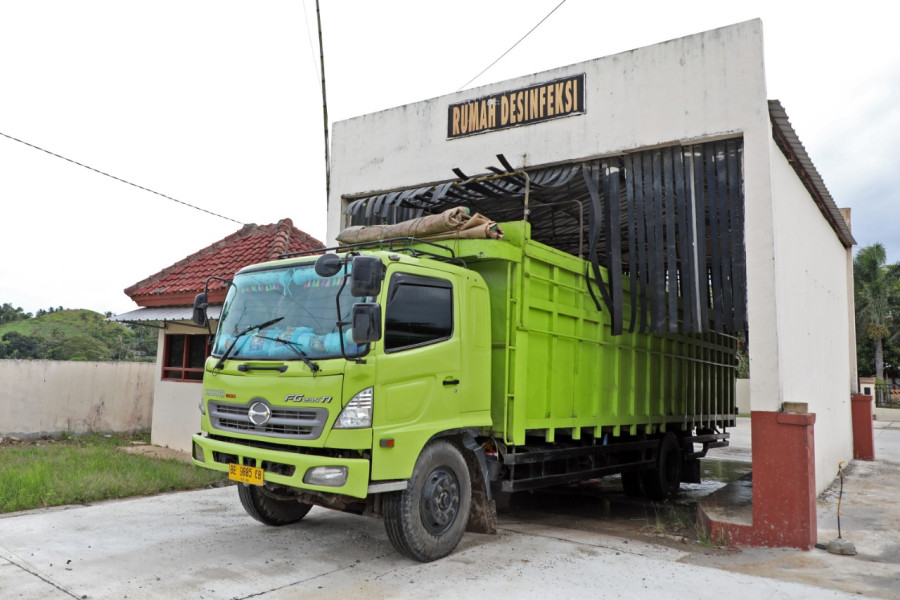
<box><xmin>125</xmin><ymin>219</ymin><xmax>324</xmax><ymax>307</ymax></box>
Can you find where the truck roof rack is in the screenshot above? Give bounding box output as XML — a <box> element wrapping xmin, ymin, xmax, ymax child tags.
<box><xmin>278</xmin><ymin>237</ymin><xmax>468</xmax><ymax>269</ymax></box>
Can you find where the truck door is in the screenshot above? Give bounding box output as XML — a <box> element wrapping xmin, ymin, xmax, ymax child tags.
<box><xmin>370</xmin><ymin>270</ymin><xmax>461</xmax><ymax>480</ymax></box>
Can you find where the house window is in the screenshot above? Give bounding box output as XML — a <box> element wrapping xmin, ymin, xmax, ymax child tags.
<box><xmin>162</xmin><ymin>334</ymin><xmax>210</xmax><ymax>381</ymax></box>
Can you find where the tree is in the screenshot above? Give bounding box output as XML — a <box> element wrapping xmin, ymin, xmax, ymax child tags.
<box><xmin>0</xmin><ymin>306</ymin><xmax>156</xmax><ymax>362</ymax></box>
<box><xmin>126</xmin><ymin>324</ymin><xmax>158</xmax><ymax>359</ymax></box>
<box><xmin>1</xmin><ymin>331</ymin><xmax>48</xmax><ymax>359</ymax></box>
<box><xmin>854</xmin><ymin>243</ymin><xmax>900</xmax><ymax>381</ymax></box>
<box><xmin>48</xmin><ymin>334</ymin><xmax>108</xmax><ymax>361</ymax></box>
<box><xmin>0</xmin><ymin>303</ymin><xmax>32</xmax><ymax>324</ymax></box>
<box><xmin>857</xmin><ymin>333</ymin><xmax>900</xmax><ymax>379</ymax></box>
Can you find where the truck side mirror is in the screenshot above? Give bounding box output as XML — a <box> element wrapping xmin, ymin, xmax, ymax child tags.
<box><xmin>350</xmin><ymin>256</ymin><xmax>384</xmax><ymax>297</ymax></box>
<box><xmin>314</xmin><ymin>253</ymin><xmax>343</xmax><ymax>278</ymax></box>
<box><xmin>192</xmin><ymin>293</ymin><xmax>208</xmax><ymax>326</ymax></box>
<box><xmin>351</xmin><ymin>303</ymin><xmax>382</xmax><ymax>343</ymax></box>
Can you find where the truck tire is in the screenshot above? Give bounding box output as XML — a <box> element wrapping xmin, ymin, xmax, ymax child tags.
<box><xmin>238</xmin><ymin>484</ymin><xmax>312</xmax><ymax>526</ymax></box>
<box><xmin>640</xmin><ymin>432</ymin><xmax>682</xmax><ymax>502</ymax></box>
<box><xmin>383</xmin><ymin>440</ymin><xmax>472</xmax><ymax>562</ymax></box>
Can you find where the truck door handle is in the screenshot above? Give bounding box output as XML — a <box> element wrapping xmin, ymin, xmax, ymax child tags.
<box><xmin>443</xmin><ymin>378</ymin><xmax>460</xmax><ymax>386</ymax></box>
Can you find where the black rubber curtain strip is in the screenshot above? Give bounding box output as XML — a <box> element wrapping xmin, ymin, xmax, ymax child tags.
<box><xmin>603</xmin><ymin>161</ymin><xmax>623</xmax><ymax>335</ymax></box>
<box><xmin>342</xmin><ymin>140</ymin><xmax>746</xmax><ymax>336</ymax></box>
<box><xmin>582</xmin><ymin>162</ymin><xmax>615</xmax><ymax>324</ymax></box>
<box><xmin>623</xmin><ymin>153</ymin><xmax>639</xmax><ymax>334</ymax></box>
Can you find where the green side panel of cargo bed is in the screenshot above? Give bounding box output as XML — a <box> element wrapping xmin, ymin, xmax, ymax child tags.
<box><xmin>464</xmin><ymin>221</ymin><xmax>736</xmax><ymax>446</ymax></box>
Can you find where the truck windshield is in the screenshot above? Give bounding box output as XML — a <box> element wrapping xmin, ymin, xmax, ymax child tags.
<box><xmin>212</xmin><ymin>262</ymin><xmax>366</xmax><ymax>361</ymax></box>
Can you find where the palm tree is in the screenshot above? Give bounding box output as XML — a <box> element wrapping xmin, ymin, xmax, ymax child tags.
<box><xmin>854</xmin><ymin>243</ymin><xmax>900</xmax><ymax>382</ymax></box>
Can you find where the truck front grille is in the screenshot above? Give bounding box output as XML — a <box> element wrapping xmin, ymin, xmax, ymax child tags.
<box><xmin>209</xmin><ymin>401</ymin><xmax>328</xmax><ymax>440</ymax></box>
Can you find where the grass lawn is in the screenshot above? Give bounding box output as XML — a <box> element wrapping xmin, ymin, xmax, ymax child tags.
<box><xmin>0</xmin><ymin>432</ymin><xmax>227</xmax><ymax>513</ymax></box>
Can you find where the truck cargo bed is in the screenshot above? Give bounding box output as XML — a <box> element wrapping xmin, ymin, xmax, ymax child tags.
<box><xmin>428</xmin><ymin>222</ymin><xmax>736</xmax><ymax>446</ymax></box>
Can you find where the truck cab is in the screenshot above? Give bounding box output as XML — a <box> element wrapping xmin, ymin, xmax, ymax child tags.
<box><xmin>191</xmin><ymin>246</ymin><xmax>492</xmax><ymax>561</ymax></box>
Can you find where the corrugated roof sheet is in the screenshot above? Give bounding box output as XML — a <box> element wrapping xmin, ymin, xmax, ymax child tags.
<box><xmin>124</xmin><ymin>218</ymin><xmax>324</xmax><ymax>307</ymax></box>
<box><xmin>769</xmin><ymin>99</ymin><xmax>855</xmax><ymax>248</ymax></box>
<box><xmin>108</xmin><ymin>305</ymin><xmax>222</xmax><ymax>323</ymax></box>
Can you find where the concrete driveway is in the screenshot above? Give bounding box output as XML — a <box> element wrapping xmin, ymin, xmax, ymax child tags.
<box><xmin>1</xmin><ymin>417</ymin><xmax>897</xmax><ymax>600</ymax></box>
<box><xmin>0</xmin><ymin>489</ymin><xmax>873</xmax><ymax>600</ymax></box>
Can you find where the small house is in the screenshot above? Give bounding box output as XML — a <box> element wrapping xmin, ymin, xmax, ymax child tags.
<box><xmin>112</xmin><ymin>219</ymin><xmax>323</xmax><ymax>450</ymax></box>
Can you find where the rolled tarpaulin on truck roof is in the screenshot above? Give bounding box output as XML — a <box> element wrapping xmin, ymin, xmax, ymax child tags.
<box><xmin>336</xmin><ymin>206</ymin><xmax>504</xmax><ymax>244</ymax></box>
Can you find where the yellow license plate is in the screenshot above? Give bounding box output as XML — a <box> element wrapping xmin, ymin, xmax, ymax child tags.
<box><xmin>229</xmin><ymin>463</ymin><xmax>264</xmax><ymax>485</ymax></box>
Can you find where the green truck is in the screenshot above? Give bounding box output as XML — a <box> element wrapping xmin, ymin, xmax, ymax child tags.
<box><xmin>190</xmin><ymin>219</ymin><xmax>736</xmax><ymax>562</ymax></box>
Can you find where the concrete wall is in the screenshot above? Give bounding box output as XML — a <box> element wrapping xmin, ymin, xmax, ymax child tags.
<box><xmin>0</xmin><ymin>359</ymin><xmax>154</xmax><ymax>437</ymax></box>
<box><xmin>770</xmin><ymin>144</ymin><xmax>855</xmax><ymax>491</ymax></box>
<box><xmin>876</xmin><ymin>407</ymin><xmax>900</xmax><ymax>421</ymax></box>
<box><xmin>842</xmin><ymin>209</ymin><xmax>859</xmax><ymax>395</ymax></box>
<box><xmin>151</xmin><ymin>379</ymin><xmax>202</xmax><ymax>451</ymax></box>
<box><xmin>326</xmin><ymin>20</ymin><xmax>855</xmax><ymax>496</ymax></box>
<box><xmin>736</xmin><ymin>379</ymin><xmax>751</xmax><ymax>415</ymax></box>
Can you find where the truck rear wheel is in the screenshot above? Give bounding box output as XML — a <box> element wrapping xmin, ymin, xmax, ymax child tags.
<box><xmin>383</xmin><ymin>440</ymin><xmax>472</xmax><ymax>562</ymax></box>
<box><xmin>640</xmin><ymin>432</ymin><xmax>682</xmax><ymax>502</ymax></box>
<box><xmin>238</xmin><ymin>484</ymin><xmax>312</xmax><ymax>526</ymax></box>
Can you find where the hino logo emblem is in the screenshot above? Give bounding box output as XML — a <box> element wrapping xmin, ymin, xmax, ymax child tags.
<box><xmin>247</xmin><ymin>401</ymin><xmax>271</xmax><ymax>426</ymax></box>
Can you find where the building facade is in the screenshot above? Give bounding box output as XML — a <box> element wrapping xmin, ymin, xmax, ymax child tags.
<box><xmin>325</xmin><ymin>20</ymin><xmax>858</xmax><ymax>547</ymax></box>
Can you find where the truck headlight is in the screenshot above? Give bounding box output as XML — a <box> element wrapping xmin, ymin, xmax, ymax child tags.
<box><xmin>334</xmin><ymin>387</ymin><xmax>373</xmax><ymax>429</ymax></box>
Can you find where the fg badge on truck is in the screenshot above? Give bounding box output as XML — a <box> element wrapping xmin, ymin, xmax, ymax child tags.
<box><xmin>285</xmin><ymin>394</ymin><xmax>333</xmax><ymax>404</ymax></box>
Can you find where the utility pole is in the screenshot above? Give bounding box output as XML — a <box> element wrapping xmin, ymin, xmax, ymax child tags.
<box><xmin>316</xmin><ymin>0</ymin><xmax>331</xmax><ymax>206</ymax></box>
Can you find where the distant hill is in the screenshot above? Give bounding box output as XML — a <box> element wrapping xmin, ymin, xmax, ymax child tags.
<box><xmin>0</xmin><ymin>309</ymin><xmax>156</xmax><ymax>361</ymax></box>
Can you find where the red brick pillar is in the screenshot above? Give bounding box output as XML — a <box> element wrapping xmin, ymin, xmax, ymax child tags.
<box><xmin>850</xmin><ymin>394</ymin><xmax>875</xmax><ymax>461</ymax></box>
<box><xmin>747</xmin><ymin>410</ymin><xmax>817</xmax><ymax>549</ymax></box>
<box><xmin>700</xmin><ymin>410</ymin><xmax>819</xmax><ymax>549</ymax></box>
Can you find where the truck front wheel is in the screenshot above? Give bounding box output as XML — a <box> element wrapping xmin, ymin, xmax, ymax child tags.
<box><xmin>383</xmin><ymin>440</ymin><xmax>472</xmax><ymax>562</ymax></box>
<box><xmin>238</xmin><ymin>484</ymin><xmax>312</xmax><ymax>526</ymax></box>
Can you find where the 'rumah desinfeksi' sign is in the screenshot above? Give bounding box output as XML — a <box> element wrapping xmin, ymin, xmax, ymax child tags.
<box><xmin>447</xmin><ymin>74</ymin><xmax>585</xmax><ymax>139</ymax></box>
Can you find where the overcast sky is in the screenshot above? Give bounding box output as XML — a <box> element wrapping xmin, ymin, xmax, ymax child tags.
<box><xmin>1</xmin><ymin>0</ymin><xmax>898</xmax><ymax>316</ymax></box>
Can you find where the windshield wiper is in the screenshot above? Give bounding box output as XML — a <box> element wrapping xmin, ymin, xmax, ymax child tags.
<box><xmin>259</xmin><ymin>336</ymin><xmax>321</xmax><ymax>373</ymax></box>
<box><xmin>213</xmin><ymin>317</ymin><xmax>284</xmax><ymax>370</ymax></box>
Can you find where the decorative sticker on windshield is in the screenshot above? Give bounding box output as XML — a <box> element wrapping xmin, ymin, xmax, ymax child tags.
<box><xmin>241</xmin><ymin>283</ymin><xmax>284</xmax><ymax>293</ymax></box>
<box><xmin>300</xmin><ymin>277</ymin><xmax>345</xmax><ymax>289</ymax></box>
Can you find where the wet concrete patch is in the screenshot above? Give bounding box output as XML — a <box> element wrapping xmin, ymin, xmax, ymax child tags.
<box><xmin>496</xmin><ymin>457</ymin><xmax>754</xmax><ymax>549</ymax></box>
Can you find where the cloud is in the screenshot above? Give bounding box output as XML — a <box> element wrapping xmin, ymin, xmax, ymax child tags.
<box><xmin>798</xmin><ymin>63</ymin><xmax>900</xmax><ymax>263</ymax></box>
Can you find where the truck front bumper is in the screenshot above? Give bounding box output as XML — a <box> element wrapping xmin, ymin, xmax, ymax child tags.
<box><xmin>191</xmin><ymin>433</ymin><xmax>371</xmax><ymax>499</ymax></box>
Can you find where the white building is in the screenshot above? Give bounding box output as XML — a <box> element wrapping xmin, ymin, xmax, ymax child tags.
<box><xmin>326</xmin><ymin>20</ymin><xmax>859</xmax><ymax>548</ymax></box>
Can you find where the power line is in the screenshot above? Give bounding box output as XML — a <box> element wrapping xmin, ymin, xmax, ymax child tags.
<box><xmin>0</xmin><ymin>130</ymin><xmax>245</xmax><ymax>226</ymax></box>
<box><xmin>457</xmin><ymin>0</ymin><xmax>568</xmax><ymax>91</ymax></box>
<box><xmin>301</xmin><ymin>0</ymin><xmax>322</xmax><ymax>82</ymax></box>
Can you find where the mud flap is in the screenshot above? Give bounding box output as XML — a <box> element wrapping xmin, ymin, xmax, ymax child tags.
<box><xmin>461</xmin><ymin>433</ymin><xmax>497</xmax><ymax>534</ymax></box>
<box><xmin>466</xmin><ymin>489</ymin><xmax>497</xmax><ymax>534</ymax></box>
